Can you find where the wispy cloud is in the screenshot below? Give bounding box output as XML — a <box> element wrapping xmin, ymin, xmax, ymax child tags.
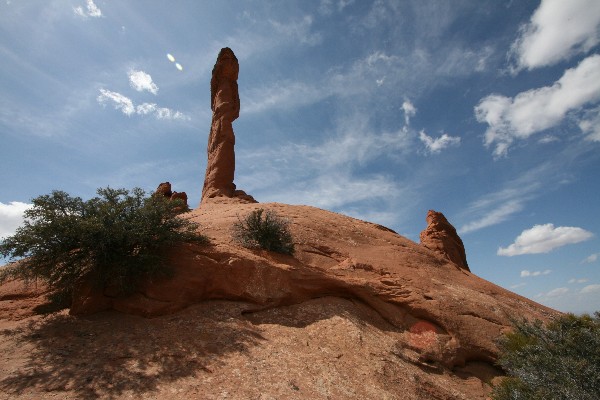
<box><xmin>521</xmin><ymin>269</ymin><xmax>551</xmax><ymax>278</ymax></box>
<box><xmin>509</xmin><ymin>0</ymin><xmax>600</xmax><ymax>71</ymax></box>
<box><xmin>0</xmin><ymin>201</ymin><xmax>32</xmax><ymax>239</ymax></box>
<box><xmin>97</xmin><ymin>89</ymin><xmax>189</xmax><ymax>120</ymax></box>
<box><xmin>458</xmin><ymin>164</ymin><xmax>549</xmax><ymax>234</ymax></box>
<box><xmin>128</xmin><ymin>70</ymin><xmax>158</xmax><ymax>95</ymax></box>
<box><xmin>269</xmin><ymin>15</ymin><xmax>322</xmax><ymax>46</ymax></box>
<box><xmin>568</xmin><ymin>278</ymin><xmax>589</xmax><ymax>284</ymax></box>
<box><xmin>498</xmin><ymin>223</ymin><xmax>594</xmax><ymax>256</ymax></box>
<box><xmin>236</xmin><ymin>111</ymin><xmax>416</xmax><ymax>226</ymax></box>
<box><xmin>582</xmin><ymin>253</ymin><xmax>599</xmax><ymax>264</ymax></box>
<box><xmin>74</xmin><ymin>0</ymin><xmax>103</xmax><ymax>19</ymax></box>
<box><xmin>418</xmin><ymin>130</ymin><xmax>460</xmax><ymax>154</ymax></box>
<box><xmin>475</xmin><ymin>54</ymin><xmax>600</xmax><ymax>157</ymax></box>
<box><xmin>581</xmin><ymin>284</ymin><xmax>600</xmax><ymax>294</ymax></box>
<box><xmin>243</xmin><ymin>81</ymin><xmax>324</xmax><ymax>114</ymax></box>
<box><xmin>402</xmin><ymin>100</ymin><xmax>416</xmax><ymax>126</ymax></box>
<box><xmin>544</xmin><ymin>287</ymin><xmax>569</xmax><ymax>298</ymax></box>
<box><xmin>579</xmin><ymin>106</ymin><xmax>600</xmax><ymax>142</ymax></box>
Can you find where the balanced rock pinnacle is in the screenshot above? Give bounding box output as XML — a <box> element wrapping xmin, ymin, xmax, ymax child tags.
<box><xmin>419</xmin><ymin>210</ymin><xmax>469</xmax><ymax>271</ymax></box>
<box><xmin>201</xmin><ymin>48</ymin><xmax>255</xmax><ymax>204</ymax></box>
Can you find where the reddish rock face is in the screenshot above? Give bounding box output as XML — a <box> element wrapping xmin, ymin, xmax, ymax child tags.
<box><xmin>420</xmin><ymin>210</ymin><xmax>469</xmax><ymax>271</ymax></box>
<box><xmin>155</xmin><ymin>182</ymin><xmax>172</xmax><ymax>198</ymax></box>
<box><xmin>71</xmin><ymin>202</ymin><xmax>556</xmax><ymax>372</ymax></box>
<box><xmin>201</xmin><ymin>48</ymin><xmax>240</xmax><ymax>201</ymax></box>
<box><xmin>170</xmin><ymin>191</ymin><xmax>188</xmax><ymax>204</ymax></box>
<box><xmin>154</xmin><ymin>182</ymin><xmax>188</xmax><ymax>209</ymax></box>
<box><xmin>200</xmin><ymin>48</ymin><xmax>256</xmax><ymax>205</ymax></box>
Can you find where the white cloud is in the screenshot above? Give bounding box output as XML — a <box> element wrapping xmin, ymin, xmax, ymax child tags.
<box><xmin>319</xmin><ymin>0</ymin><xmax>354</xmax><ymax>15</ymax></box>
<box><xmin>97</xmin><ymin>89</ymin><xmax>188</xmax><ymax>120</ymax></box>
<box><xmin>243</xmin><ymin>81</ymin><xmax>323</xmax><ymax>114</ymax></box>
<box><xmin>128</xmin><ymin>70</ymin><xmax>159</xmax><ymax>95</ymax></box>
<box><xmin>579</xmin><ymin>106</ymin><xmax>600</xmax><ymax>142</ymax></box>
<box><xmin>581</xmin><ymin>284</ymin><xmax>600</xmax><ymax>294</ymax></box>
<box><xmin>538</xmin><ymin>135</ymin><xmax>559</xmax><ymax>144</ymax></box>
<box><xmin>418</xmin><ymin>130</ymin><xmax>460</xmax><ymax>154</ymax></box>
<box><xmin>498</xmin><ymin>223</ymin><xmax>594</xmax><ymax>256</ymax></box>
<box><xmin>0</xmin><ymin>201</ymin><xmax>32</xmax><ymax>239</ymax></box>
<box><xmin>97</xmin><ymin>89</ymin><xmax>135</xmax><ymax>116</ymax></box>
<box><xmin>74</xmin><ymin>0</ymin><xmax>103</xmax><ymax>19</ymax></box>
<box><xmin>568</xmin><ymin>278</ymin><xmax>589</xmax><ymax>284</ymax></box>
<box><xmin>458</xmin><ymin>163</ymin><xmax>553</xmax><ymax>234</ymax></box>
<box><xmin>521</xmin><ymin>269</ymin><xmax>551</xmax><ymax>278</ymax></box>
<box><xmin>510</xmin><ymin>0</ymin><xmax>600</xmax><ymax>71</ymax></box>
<box><xmin>269</xmin><ymin>15</ymin><xmax>321</xmax><ymax>46</ymax></box>
<box><xmin>582</xmin><ymin>253</ymin><xmax>599</xmax><ymax>263</ymax></box>
<box><xmin>545</xmin><ymin>287</ymin><xmax>569</xmax><ymax>297</ymax></box>
<box><xmin>475</xmin><ymin>54</ymin><xmax>600</xmax><ymax>157</ymax></box>
<box><xmin>510</xmin><ymin>283</ymin><xmax>526</xmax><ymax>289</ymax></box>
<box><xmin>460</xmin><ymin>200</ymin><xmax>523</xmax><ymax>234</ymax></box>
<box><xmin>402</xmin><ymin>100</ymin><xmax>416</xmax><ymax>126</ymax></box>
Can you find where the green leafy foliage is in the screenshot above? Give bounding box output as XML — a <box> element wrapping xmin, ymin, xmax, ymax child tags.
<box><xmin>232</xmin><ymin>208</ymin><xmax>294</xmax><ymax>255</ymax></box>
<box><xmin>0</xmin><ymin>187</ymin><xmax>207</xmax><ymax>305</ymax></box>
<box><xmin>492</xmin><ymin>312</ymin><xmax>600</xmax><ymax>400</ymax></box>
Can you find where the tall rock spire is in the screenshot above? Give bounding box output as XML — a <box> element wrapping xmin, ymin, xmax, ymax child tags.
<box><xmin>201</xmin><ymin>47</ymin><xmax>239</xmax><ymax>201</ymax></box>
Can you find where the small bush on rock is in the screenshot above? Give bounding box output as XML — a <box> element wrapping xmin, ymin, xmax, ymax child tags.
<box><xmin>232</xmin><ymin>208</ymin><xmax>294</xmax><ymax>255</ymax></box>
<box><xmin>492</xmin><ymin>312</ymin><xmax>600</xmax><ymax>400</ymax></box>
<box><xmin>0</xmin><ymin>187</ymin><xmax>207</xmax><ymax>307</ymax></box>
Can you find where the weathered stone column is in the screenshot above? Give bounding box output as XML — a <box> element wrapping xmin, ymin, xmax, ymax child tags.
<box><xmin>201</xmin><ymin>47</ymin><xmax>240</xmax><ymax>200</ymax></box>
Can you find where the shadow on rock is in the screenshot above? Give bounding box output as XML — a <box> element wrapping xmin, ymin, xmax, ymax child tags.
<box><xmin>0</xmin><ymin>300</ymin><xmax>265</xmax><ymax>399</ymax></box>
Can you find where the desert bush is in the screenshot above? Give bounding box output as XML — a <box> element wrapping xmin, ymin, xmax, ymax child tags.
<box><xmin>492</xmin><ymin>312</ymin><xmax>600</xmax><ymax>400</ymax></box>
<box><xmin>0</xmin><ymin>187</ymin><xmax>207</xmax><ymax>306</ymax></box>
<box><xmin>232</xmin><ymin>208</ymin><xmax>294</xmax><ymax>255</ymax></box>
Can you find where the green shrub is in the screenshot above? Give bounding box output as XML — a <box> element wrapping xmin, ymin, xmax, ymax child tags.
<box><xmin>492</xmin><ymin>312</ymin><xmax>600</xmax><ymax>400</ymax></box>
<box><xmin>0</xmin><ymin>187</ymin><xmax>207</xmax><ymax>306</ymax></box>
<box><xmin>232</xmin><ymin>208</ymin><xmax>294</xmax><ymax>255</ymax></box>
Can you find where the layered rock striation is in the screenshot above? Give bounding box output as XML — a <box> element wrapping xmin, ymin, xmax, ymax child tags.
<box><xmin>420</xmin><ymin>210</ymin><xmax>469</xmax><ymax>271</ymax></box>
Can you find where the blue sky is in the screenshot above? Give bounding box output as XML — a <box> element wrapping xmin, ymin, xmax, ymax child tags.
<box><xmin>1</xmin><ymin>0</ymin><xmax>599</xmax><ymax>313</ymax></box>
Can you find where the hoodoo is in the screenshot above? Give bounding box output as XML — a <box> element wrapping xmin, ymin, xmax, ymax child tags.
<box><xmin>201</xmin><ymin>47</ymin><xmax>255</xmax><ymax>204</ymax></box>
<box><xmin>420</xmin><ymin>209</ymin><xmax>469</xmax><ymax>271</ymax></box>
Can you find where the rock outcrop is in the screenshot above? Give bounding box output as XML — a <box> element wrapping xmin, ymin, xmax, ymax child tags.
<box><xmin>420</xmin><ymin>210</ymin><xmax>469</xmax><ymax>271</ymax></box>
<box><xmin>154</xmin><ymin>181</ymin><xmax>188</xmax><ymax>209</ymax></box>
<box><xmin>201</xmin><ymin>47</ymin><xmax>256</xmax><ymax>204</ymax></box>
<box><xmin>71</xmin><ymin>202</ymin><xmax>555</xmax><ymax>373</ymax></box>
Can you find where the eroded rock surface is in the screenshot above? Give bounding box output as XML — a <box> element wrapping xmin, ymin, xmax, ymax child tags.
<box><xmin>72</xmin><ymin>202</ymin><xmax>555</xmax><ymax>371</ymax></box>
<box><xmin>3</xmin><ymin>202</ymin><xmax>558</xmax><ymax>399</ymax></box>
<box><xmin>420</xmin><ymin>209</ymin><xmax>469</xmax><ymax>271</ymax></box>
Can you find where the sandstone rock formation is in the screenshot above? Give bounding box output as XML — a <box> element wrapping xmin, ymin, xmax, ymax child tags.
<box><xmin>154</xmin><ymin>181</ymin><xmax>189</xmax><ymax>210</ymax></box>
<box><xmin>201</xmin><ymin>48</ymin><xmax>255</xmax><ymax>204</ymax></box>
<box><xmin>71</xmin><ymin>202</ymin><xmax>555</xmax><ymax>369</ymax></box>
<box><xmin>2</xmin><ymin>202</ymin><xmax>559</xmax><ymax>399</ymax></box>
<box><xmin>155</xmin><ymin>182</ymin><xmax>173</xmax><ymax>198</ymax></box>
<box><xmin>420</xmin><ymin>209</ymin><xmax>469</xmax><ymax>271</ymax></box>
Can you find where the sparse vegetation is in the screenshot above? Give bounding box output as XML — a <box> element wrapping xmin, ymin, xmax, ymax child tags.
<box><xmin>0</xmin><ymin>187</ymin><xmax>207</xmax><ymax>307</ymax></box>
<box><xmin>232</xmin><ymin>208</ymin><xmax>294</xmax><ymax>255</ymax></box>
<box><xmin>492</xmin><ymin>312</ymin><xmax>600</xmax><ymax>400</ymax></box>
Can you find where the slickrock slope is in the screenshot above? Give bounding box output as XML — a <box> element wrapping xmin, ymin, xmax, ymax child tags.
<box><xmin>40</xmin><ymin>199</ymin><xmax>552</xmax><ymax>399</ymax></box>
<box><xmin>420</xmin><ymin>210</ymin><xmax>470</xmax><ymax>271</ymax></box>
<box><xmin>1</xmin><ymin>201</ymin><xmax>558</xmax><ymax>399</ymax></box>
